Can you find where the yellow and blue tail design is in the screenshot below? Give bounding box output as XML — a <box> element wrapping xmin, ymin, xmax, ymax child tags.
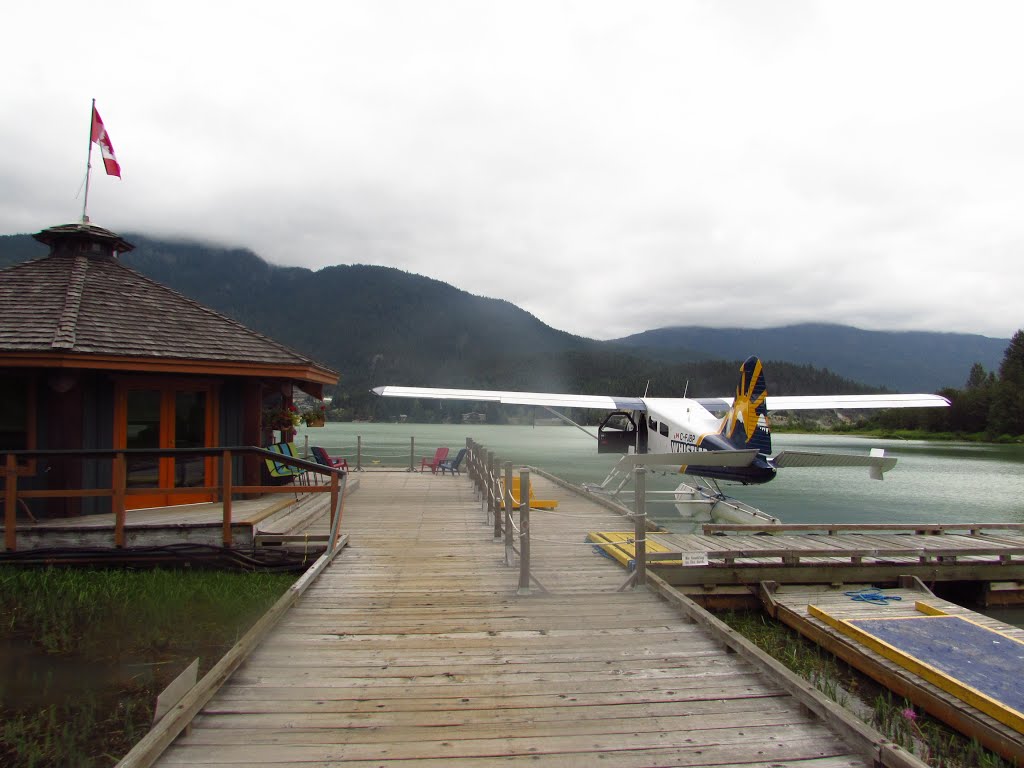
<box><xmin>719</xmin><ymin>356</ymin><xmax>772</xmax><ymax>455</ymax></box>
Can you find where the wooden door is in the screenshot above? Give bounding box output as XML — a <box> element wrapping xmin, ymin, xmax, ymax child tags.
<box><xmin>115</xmin><ymin>383</ymin><xmax>217</xmax><ymax>510</ymax></box>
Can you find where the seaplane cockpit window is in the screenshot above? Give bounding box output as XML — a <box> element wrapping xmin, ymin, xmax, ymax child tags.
<box><xmin>649</xmin><ymin>416</ymin><xmax>657</xmax><ymax>430</ymax></box>
<box><xmin>659</xmin><ymin>422</ymin><xmax>669</xmax><ymax>437</ymax></box>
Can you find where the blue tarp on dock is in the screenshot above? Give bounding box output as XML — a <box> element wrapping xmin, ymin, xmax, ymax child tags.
<box><xmin>849</xmin><ymin>615</ymin><xmax>1024</xmax><ymax>716</ymax></box>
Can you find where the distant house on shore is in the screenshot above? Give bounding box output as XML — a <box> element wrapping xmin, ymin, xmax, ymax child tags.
<box><xmin>0</xmin><ymin>221</ymin><xmax>337</xmax><ymax>517</ymax></box>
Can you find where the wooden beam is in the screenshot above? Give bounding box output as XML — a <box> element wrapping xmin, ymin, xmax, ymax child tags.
<box><xmin>4</xmin><ymin>454</ymin><xmax>17</xmax><ymax>551</ymax></box>
<box><xmin>113</xmin><ymin>452</ymin><xmax>126</xmax><ymax>548</ymax></box>
<box><xmin>0</xmin><ymin>351</ymin><xmax>338</xmax><ymax>385</ymax></box>
<box><xmin>222</xmin><ymin>450</ymin><xmax>233</xmax><ymax>548</ymax></box>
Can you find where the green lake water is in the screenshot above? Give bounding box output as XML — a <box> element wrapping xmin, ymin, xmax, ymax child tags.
<box><xmin>297</xmin><ymin>422</ymin><xmax>1024</xmax><ymax>530</ymax></box>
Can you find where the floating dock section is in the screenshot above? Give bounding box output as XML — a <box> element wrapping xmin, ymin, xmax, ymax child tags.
<box><xmin>762</xmin><ymin>580</ymin><xmax>1024</xmax><ymax>764</ymax></box>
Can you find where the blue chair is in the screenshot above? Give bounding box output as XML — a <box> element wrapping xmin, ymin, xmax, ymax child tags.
<box><xmin>438</xmin><ymin>448</ymin><xmax>467</xmax><ymax>475</ymax></box>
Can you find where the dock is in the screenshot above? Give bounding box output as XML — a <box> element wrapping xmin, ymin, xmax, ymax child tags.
<box><xmin>588</xmin><ymin>522</ymin><xmax>1024</xmax><ymax>606</ymax></box>
<box><xmin>763</xmin><ymin>581</ymin><xmax>1024</xmax><ymax>764</ymax></box>
<box><xmin>123</xmin><ymin>469</ymin><xmax>923</xmax><ymax>768</ymax></box>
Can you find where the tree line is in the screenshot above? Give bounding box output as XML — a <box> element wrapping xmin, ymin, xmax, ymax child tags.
<box><xmin>869</xmin><ymin>329</ymin><xmax>1024</xmax><ymax>439</ymax></box>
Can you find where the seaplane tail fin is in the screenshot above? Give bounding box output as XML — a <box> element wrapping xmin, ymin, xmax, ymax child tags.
<box><xmin>718</xmin><ymin>356</ymin><xmax>772</xmax><ymax>455</ymax></box>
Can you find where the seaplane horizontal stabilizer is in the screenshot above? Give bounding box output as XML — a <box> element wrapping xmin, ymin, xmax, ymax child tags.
<box><xmin>771</xmin><ymin>449</ymin><xmax>897</xmax><ymax>480</ymax></box>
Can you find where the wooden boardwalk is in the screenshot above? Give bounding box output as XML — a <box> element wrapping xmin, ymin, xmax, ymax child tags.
<box><xmin>151</xmin><ymin>471</ymin><xmax>901</xmax><ymax>767</ymax></box>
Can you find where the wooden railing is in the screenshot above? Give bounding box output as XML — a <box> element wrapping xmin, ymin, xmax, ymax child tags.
<box><xmin>703</xmin><ymin>522</ymin><xmax>1024</xmax><ymax>535</ymax></box>
<box><xmin>1</xmin><ymin>447</ymin><xmax>347</xmax><ymax>553</ymax></box>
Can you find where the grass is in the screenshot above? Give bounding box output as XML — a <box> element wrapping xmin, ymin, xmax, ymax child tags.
<box><xmin>0</xmin><ymin>566</ymin><xmax>294</xmax><ymax>768</ymax></box>
<box><xmin>719</xmin><ymin>610</ymin><xmax>1015</xmax><ymax>768</ymax></box>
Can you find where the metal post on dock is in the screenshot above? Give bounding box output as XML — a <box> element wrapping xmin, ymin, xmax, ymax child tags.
<box><xmin>409</xmin><ymin>437</ymin><xmax>415</xmax><ymax>472</ymax></box>
<box><xmin>633</xmin><ymin>466</ymin><xmax>647</xmax><ymax>587</ymax></box>
<box><xmin>518</xmin><ymin>468</ymin><xmax>531</xmax><ymax>594</ymax></box>
<box><xmin>503</xmin><ymin>462</ymin><xmax>514</xmax><ymax>565</ymax></box>
<box><xmin>356</xmin><ymin>435</ymin><xmax>362</xmax><ymax>471</ymax></box>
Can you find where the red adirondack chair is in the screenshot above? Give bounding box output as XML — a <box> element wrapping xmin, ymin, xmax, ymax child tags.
<box><xmin>420</xmin><ymin>446</ymin><xmax>449</xmax><ymax>473</ymax></box>
<box><xmin>311</xmin><ymin>446</ymin><xmax>349</xmax><ymax>471</ymax></box>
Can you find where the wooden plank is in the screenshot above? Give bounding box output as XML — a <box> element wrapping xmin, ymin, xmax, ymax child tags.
<box><xmin>151</xmin><ymin>756</ymin><xmax>870</xmax><ymax>768</ymax></box>
<box><xmin>158</xmin><ymin>725</ymin><xmax>853</xmax><ymax>763</ymax></box>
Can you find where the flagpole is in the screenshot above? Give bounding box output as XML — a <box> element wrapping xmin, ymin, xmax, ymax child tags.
<box><xmin>82</xmin><ymin>98</ymin><xmax>95</xmax><ymax>223</ymax></box>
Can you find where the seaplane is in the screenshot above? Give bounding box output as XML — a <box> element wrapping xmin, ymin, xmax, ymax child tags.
<box><xmin>374</xmin><ymin>357</ymin><xmax>949</xmax><ymax>522</ymax></box>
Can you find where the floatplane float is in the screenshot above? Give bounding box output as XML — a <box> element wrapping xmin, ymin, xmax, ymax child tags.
<box><xmin>374</xmin><ymin>357</ymin><xmax>950</xmax><ymax>525</ymax></box>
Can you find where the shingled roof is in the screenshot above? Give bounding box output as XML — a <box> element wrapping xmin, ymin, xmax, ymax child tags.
<box><xmin>0</xmin><ymin>223</ymin><xmax>337</xmax><ymax>385</ymax></box>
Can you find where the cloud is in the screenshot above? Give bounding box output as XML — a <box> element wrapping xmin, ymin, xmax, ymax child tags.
<box><xmin>3</xmin><ymin>1</ymin><xmax>1023</xmax><ymax>340</ymax></box>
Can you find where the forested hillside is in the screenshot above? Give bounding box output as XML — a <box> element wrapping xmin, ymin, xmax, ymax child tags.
<box><xmin>870</xmin><ymin>330</ymin><xmax>1024</xmax><ymax>439</ymax></box>
<box><xmin>0</xmin><ymin>231</ymin><xmax>978</xmax><ymax>421</ymax></box>
<box><xmin>615</xmin><ymin>324</ymin><xmax>1008</xmax><ymax>393</ymax></box>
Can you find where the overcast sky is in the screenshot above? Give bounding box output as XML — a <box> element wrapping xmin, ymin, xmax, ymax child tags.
<box><xmin>3</xmin><ymin>1</ymin><xmax>1022</xmax><ymax>340</ymax></box>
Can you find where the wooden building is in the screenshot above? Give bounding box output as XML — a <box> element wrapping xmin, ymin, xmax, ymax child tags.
<box><xmin>0</xmin><ymin>221</ymin><xmax>337</xmax><ymax>519</ymax></box>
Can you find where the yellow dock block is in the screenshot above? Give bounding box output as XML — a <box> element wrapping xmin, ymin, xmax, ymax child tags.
<box><xmin>809</xmin><ymin>602</ymin><xmax>1024</xmax><ymax>734</ymax></box>
<box><xmin>587</xmin><ymin>531</ymin><xmax>673</xmax><ymax>569</ymax></box>
<box><xmin>498</xmin><ymin>477</ymin><xmax>558</xmax><ymax>510</ymax></box>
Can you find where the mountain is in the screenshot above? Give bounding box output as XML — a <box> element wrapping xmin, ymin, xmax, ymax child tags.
<box><xmin>612</xmin><ymin>324</ymin><xmax>1009</xmax><ymax>394</ymax></box>
<box><xmin>1</xmin><ymin>232</ymin><xmax>1007</xmax><ymax>416</ymax></box>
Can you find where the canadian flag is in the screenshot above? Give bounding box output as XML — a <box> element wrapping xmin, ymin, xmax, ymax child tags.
<box><xmin>90</xmin><ymin>106</ymin><xmax>121</xmax><ymax>178</ymax></box>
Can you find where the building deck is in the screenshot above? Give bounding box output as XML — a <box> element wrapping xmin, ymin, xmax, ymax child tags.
<box><xmin>145</xmin><ymin>471</ymin><xmax>906</xmax><ymax>768</ymax></box>
<box><xmin>763</xmin><ymin>581</ymin><xmax>1024</xmax><ymax>764</ymax></box>
<box><xmin>1</xmin><ymin>484</ymin><xmax>355</xmax><ymax>557</ymax></box>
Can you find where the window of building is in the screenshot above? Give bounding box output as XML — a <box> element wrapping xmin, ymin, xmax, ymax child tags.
<box><xmin>0</xmin><ymin>378</ymin><xmax>30</xmax><ymax>452</ymax></box>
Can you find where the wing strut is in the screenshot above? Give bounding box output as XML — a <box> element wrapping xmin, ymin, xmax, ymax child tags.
<box><xmin>539</xmin><ymin>406</ymin><xmax>598</xmax><ymax>440</ymax></box>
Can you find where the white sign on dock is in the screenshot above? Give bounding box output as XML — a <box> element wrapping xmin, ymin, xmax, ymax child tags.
<box><xmin>681</xmin><ymin>552</ymin><xmax>709</xmax><ymax>567</ymax></box>
<box><xmin>154</xmin><ymin>658</ymin><xmax>199</xmax><ymax>725</ymax></box>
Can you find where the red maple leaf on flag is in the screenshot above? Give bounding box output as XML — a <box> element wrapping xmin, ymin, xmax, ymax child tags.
<box><xmin>90</xmin><ymin>106</ymin><xmax>121</xmax><ymax>178</ymax></box>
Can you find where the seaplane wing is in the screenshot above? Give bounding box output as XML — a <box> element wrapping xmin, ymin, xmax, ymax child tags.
<box><xmin>374</xmin><ymin>357</ymin><xmax>950</xmax><ymax>486</ymax></box>
<box><xmin>374</xmin><ymin>387</ymin><xmax>950</xmax><ymax>413</ymax></box>
<box><xmin>371</xmin><ymin>386</ymin><xmax>646</xmax><ymax>412</ymax></box>
<box><xmin>696</xmin><ymin>393</ymin><xmax>951</xmax><ymax>411</ymax></box>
